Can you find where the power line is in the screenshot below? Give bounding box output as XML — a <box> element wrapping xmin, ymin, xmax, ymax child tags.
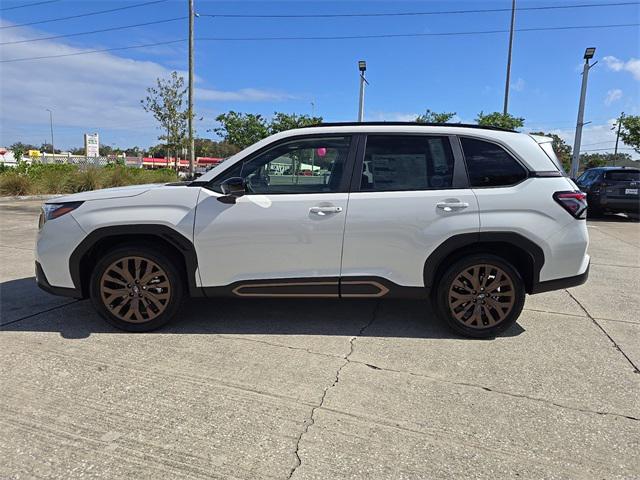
<box><xmin>582</xmin><ymin>147</ymin><xmax>634</xmax><ymax>152</ymax></box>
<box><xmin>197</xmin><ymin>23</ymin><xmax>640</xmax><ymax>41</ymax></box>
<box><xmin>199</xmin><ymin>1</ymin><xmax>640</xmax><ymax>18</ymax></box>
<box><xmin>0</xmin><ymin>0</ymin><xmax>60</xmax><ymax>12</ymax></box>
<box><xmin>2</xmin><ymin>22</ymin><xmax>638</xmax><ymax>63</ymax></box>
<box><xmin>0</xmin><ymin>0</ymin><xmax>168</xmax><ymax>29</ymax></box>
<box><xmin>0</xmin><ymin>17</ymin><xmax>186</xmax><ymax>45</ymax></box>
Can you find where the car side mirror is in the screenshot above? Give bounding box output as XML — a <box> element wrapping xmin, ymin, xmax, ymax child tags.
<box><xmin>218</xmin><ymin>177</ymin><xmax>247</xmax><ymax>204</ymax></box>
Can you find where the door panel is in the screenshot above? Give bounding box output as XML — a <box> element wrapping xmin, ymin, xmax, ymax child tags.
<box><xmin>194</xmin><ymin>189</ymin><xmax>349</xmax><ymax>288</ymax></box>
<box><xmin>341</xmin><ymin>189</ymin><xmax>479</xmax><ymax>287</ymax></box>
<box><xmin>341</xmin><ymin>134</ymin><xmax>479</xmax><ymax>288</ymax></box>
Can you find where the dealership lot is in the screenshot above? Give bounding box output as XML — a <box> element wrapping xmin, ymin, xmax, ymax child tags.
<box><xmin>1</xmin><ymin>198</ymin><xmax>638</xmax><ymax>479</ymax></box>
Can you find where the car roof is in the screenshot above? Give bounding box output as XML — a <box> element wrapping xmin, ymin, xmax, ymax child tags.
<box><xmin>304</xmin><ymin>122</ymin><xmax>516</xmax><ymax>133</ymax></box>
<box><xmin>587</xmin><ymin>166</ymin><xmax>640</xmax><ymax>171</ymax></box>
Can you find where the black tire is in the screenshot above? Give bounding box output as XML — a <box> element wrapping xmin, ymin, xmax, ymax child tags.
<box><xmin>434</xmin><ymin>254</ymin><xmax>525</xmax><ymax>338</ymax></box>
<box><xmin>89</xmin><ymin>245</ymin><xmax>184</xmax><ymax>332</ymax></box>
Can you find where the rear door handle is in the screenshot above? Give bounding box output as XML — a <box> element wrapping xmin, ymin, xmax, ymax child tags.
<box><xmin>310</xmin><ymin>206</ymin><xmax>343</xmax><ymax>215</ymax></box>
<box><xmin>436</xmin><ymin>201</ymin><xmax>469</xmax><ymax>212</ymax></box>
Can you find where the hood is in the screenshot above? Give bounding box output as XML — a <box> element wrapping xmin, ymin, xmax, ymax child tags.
<box><xmin>51</xmin><ymin>183</ymin><xmax>168</xmax><ymax>203</ymax></box>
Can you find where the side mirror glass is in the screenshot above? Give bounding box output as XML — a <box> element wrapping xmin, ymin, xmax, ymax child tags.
<box><xmin>218</xmin><ymin>177</ymin><xmax>247</xmax><ymax>204</ymax></box>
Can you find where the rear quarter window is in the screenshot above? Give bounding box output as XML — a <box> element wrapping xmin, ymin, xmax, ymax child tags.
<box><xmin>460</xmin><ymin>137</ymin><xmax>527</xmax><ymax>187</ymax></box>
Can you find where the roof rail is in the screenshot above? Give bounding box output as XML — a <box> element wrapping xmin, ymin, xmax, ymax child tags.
<box><xmin>301</xmin><ymin>121</ymin><xmax>517</xmax><ymax>133</ymax></box>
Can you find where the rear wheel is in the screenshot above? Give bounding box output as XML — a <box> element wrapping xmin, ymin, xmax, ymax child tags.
<box><xmin>89</xmin><ymin>246</ymin><xmax>183</xmax><ymax>332</ymax></box>
<box><xmin>435</xmin><ymin>254</ymin><xmax>525</xmax><ymax>338</ymax></box>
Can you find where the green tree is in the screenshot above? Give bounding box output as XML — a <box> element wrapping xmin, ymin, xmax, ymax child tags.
<box><xmin>194</xmin><ymin>138</ymin><xmax>240</xmax><ymax>158</ymax></box>
<box><xmin>213</xmin><ymin>111</ymin><xmax>269</xmax><ymax>149</ymax></box>
<box><xmin>614</xmin><ymin>115</ymin><xmax>640</xmax><ymax>153</ymax></box>
<box><xmin>476</xmin><ymin>111</ymin><xmax>525</xmax><ymax>130</ymax></box>
<box><xmin>530</xmin><ymin>131</ymin><xmax>572</xmax><ymax>171</ymax></box>
<box><xmin>269</xmin><ymin>112</ymin><xmax>323</xmax><ymax>134</ymax></box>
<box><xmin>415</xmin><ymin>109</ymin><xmax>457</xmax><ymax>124</ymax></box>
<box><xmin>141</xmin><ymin>71</ymin><xmax>188</xmax><ymax>161</ymax></box>
<box><xmin>580</xmin><ymin>152</ymin><xmax>633</xmax><ymax>170</ymax></box>
<box><xmin>9</xmin><ymin>142</ymin><xmax>37</xmax><ymax>162</ymax></box>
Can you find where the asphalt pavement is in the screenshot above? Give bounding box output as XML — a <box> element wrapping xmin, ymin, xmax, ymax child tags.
<box><xmin>1</xmin><ymin>198</ymin><xmax>638</xmax><ymax>479</ymax></box>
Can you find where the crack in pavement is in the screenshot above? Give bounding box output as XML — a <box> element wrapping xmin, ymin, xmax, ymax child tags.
<box><xmin>566</xmin><ymin>290</ymin><xmax>640</xmax><ymax>374</ymax></box>
<box><xmin>286</xmin><ymin>302</ymin><xmax>380</xmax><ymax>480</ymax></box>
<box><xmin>0</xmin><ymin>299</ymin><xmax>81</xmax><ymax>328</ymax></box>
<box><xmin>356</xmin><ymin>361</ymin><xmax>640</xmax><ymax>422</ymax></box>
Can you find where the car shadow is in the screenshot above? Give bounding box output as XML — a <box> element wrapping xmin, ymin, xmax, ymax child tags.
<box><xmin>588</xmin><ymin>212</ymin><xmax>639</xmax><ymax>222</ymax></box>
<box><xmin>1</xmin><ymin>277</ymin><xmax>525</xmax><ymax>340</ymax></box>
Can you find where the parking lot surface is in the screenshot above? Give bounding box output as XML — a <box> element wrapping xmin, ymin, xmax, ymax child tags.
<box><xmin>1</xmin><ymin>198</ymin><xmax>639</xmax><ymax>479</ymax></box>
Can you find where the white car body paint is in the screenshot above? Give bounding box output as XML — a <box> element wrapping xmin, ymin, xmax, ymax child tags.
<box><xmin>36</xmin><ymin>124</ymin><xmax>589</xmax><ymax>301</ymax></box>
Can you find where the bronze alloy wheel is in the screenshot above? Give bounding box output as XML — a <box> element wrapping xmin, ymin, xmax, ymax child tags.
<box><xmin>99</xmin><ymin>256</ymin><xmax>171</xmax><ymax>324</ymax></box>
<box><xmin>447</xmin><ymin>264</ymin><xmax>515</xmax><ymax>329</ymax></box>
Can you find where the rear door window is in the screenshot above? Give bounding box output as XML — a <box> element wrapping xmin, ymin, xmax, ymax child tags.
<box><xmin>460</xmin><ymin>137</ymin><xmax>527</xmax><ymax>187</ymax></box>
<box><xmin>360</xmin><ymin>135</ymin><xmax>455</xmax><ymax>191</ymax></box>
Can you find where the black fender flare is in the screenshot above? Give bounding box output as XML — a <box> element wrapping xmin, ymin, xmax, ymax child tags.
<box><xmin>423</xmin><ymin>232</ymin><xmax>545</xmax><ymax>291</ymax></box>
<box><xmin>69</xmin><ymin>224</ymin><xmax>201</xmax><ymax>297</ymax></box>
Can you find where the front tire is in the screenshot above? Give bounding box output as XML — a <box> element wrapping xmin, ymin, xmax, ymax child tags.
<box><xmin>89</xmin><ymin>246</ymin><xmax>184</xmax><ymax>332</ymax></box>
<box><xmin>434</xmin><ymin>254</ymin><xmax>525</xmax><ymax>338</ymax></box>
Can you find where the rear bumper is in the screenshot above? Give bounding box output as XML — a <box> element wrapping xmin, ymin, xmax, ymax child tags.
<box><xmin>35</xmin><ymin>261</ymin><xmax>83</xmax><ymax>298</ymax></box>
<box><xmin>530</xmin><ymin>262</ymin><xmax>589</xmax><ymax>294</ymax></box>
<box><xmin>594</xmin><ymin>196</ymin><xmax>640</xmax><ymax>212</ymax></box>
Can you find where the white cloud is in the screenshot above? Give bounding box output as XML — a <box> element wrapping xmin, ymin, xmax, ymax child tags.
<box><xmin>604</xmin><ymin>89</ymin><xmax>623</xmax><ymax>106</ymax></box>
<box><xmin>369</xmin><ymin>112</ymin><xmax>420</xmax><ymax>122</ymax></box>
<box><xmin>511</xmin><ymin>78</ymin><xmax>525</xmax><ymax>92</ymax></box>
<box><xmin>0</xmin><ymin>22</ymin><xmax>293</xmax><ymax>147</ymax></box>
<box><xmin>603</xmin><ymin>56</ymin><xmax>640</xmax><ymax>81</ymax></box>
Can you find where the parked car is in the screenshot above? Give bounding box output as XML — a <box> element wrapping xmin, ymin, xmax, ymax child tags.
<box><xmin>36</xmin><ymin>123</ymin><xmax>589</xmax><ymax>338</ymax></box>
<box><xmin>575</xmin><ymin>167</ymin><xmax>640</xmax><ymax>216</ymax></box>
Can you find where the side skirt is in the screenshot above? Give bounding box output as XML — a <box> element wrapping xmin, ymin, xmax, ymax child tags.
<box><xmin>202</xmin><ymin>276</ymin><xmax>426</xmax><ymax>299</ymax></box>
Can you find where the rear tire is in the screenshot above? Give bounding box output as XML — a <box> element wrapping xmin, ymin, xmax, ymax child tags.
<box><xmin>434</xmin><ymin>254</ymin><xmax>525</xmax><ymax>338</ymax></box>
<box><xmin>89</xmin><ymin>245</ymin><xmax>184</xmax><ymax>332</ymax></box>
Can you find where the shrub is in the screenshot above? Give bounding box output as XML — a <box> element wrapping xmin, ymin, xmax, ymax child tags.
<box><xmin>0</xmin><ymin>172</ymin><xmax>32</xmax><ymax>196</ymax></box>
<box><xmin>102</xmin><ymin>165</ymin><xmax>134</xmax><ymax>188</ymax></box>
<box><xmin>69</xmin><ymin>167</ymin><xmax>102</xmax><ymax>192</ymax></box>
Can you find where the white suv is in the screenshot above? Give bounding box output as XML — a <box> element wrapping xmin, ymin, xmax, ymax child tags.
<box><xmin>36</xmin><ymin>123</ymin><xmax>589</xmax><ymax>338</ymax></box>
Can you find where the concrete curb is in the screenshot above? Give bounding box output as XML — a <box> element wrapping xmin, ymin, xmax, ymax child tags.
<box><xmin>0</xmin><ymin>194</ymin><xmax>63</xmax><ymax>202</ymax></box>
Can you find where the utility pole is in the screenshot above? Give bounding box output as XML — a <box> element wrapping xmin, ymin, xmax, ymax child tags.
<box><xmin>188</xmin><ymin>0</ymin><xmax>195</xmax><ymax>177</ymax></box>
<box><xmin>358</xmin><ymin>60</ymin><xmax>367</xmax><ymax>122</ymax></box>
<box><xmin>570</xmin><ymin>47</ymin><xmax>597</xmax><ymax>178</ymax></box>
<box><xmin>45</xmin><ymin>108</ymin><xmax>54</xmax><ymax>160</ymax></box>
<box><xmin>613</xmin><ymin>112</ymin><xmax>624</xmax><ymax>165</ymax></box>
<box><xmin>502</xmin><ymin>0</ymin><xmax>516</xmax><ymax>115</ymax></box>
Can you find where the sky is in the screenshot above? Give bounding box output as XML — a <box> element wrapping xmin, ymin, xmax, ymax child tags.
<box><xmin>0</xmin><ymin>0</ymin><xmax>639</xmax><ymax>158</ymax></box>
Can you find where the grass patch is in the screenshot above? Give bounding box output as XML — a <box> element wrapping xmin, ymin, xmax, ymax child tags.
<box><xmin>0</xmin><ymin>163</ymin><xmax>179</xmax><ymax>196</ymax></box>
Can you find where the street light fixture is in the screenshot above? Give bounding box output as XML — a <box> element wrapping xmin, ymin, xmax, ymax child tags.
<box><xmin>584</xmin><ymin>47</ymin><xmax>596</xmax><ymax>60</ymax></box>
<box><xmin>357</xmin><ymin>60</ymin><xmax>368</xmax><ymax>122</ymax></box>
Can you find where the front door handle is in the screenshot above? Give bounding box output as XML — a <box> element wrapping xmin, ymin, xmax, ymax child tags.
<box><xmin>436</xmin><ymin>201</ymin><xmax>469</xmax><ymax>212</ymax></box>
<box><xmin>310</xmin><ymin>206</ymin><xmax>343</xmax><ymax>215</ymax></box>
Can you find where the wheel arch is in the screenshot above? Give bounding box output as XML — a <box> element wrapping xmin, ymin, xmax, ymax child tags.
<box><xmin>424</xmin><ymin>232</ymin><xmax>544</xmax><ymax>294</ymax></box>
<box><xmin>69</xmin><ymin>225</ymin><xmax>201</xmax><ymax>298</ymax></box>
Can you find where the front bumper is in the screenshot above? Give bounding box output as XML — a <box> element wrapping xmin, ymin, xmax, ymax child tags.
<box><xmin>530</xmin><ymin>261</ymin><xmax>589</xmax><ymax>294</ymax></box>
<box><xmin>35</xmin><ymin>261</ymin><xmax>82</xmax><ymax>298</ymax></box>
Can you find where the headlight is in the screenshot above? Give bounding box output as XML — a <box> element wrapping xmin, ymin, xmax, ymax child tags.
<box><xmin>39</xmin><ymin>201</ymin><xmax>83</xmax><ymax>229</ymax></box>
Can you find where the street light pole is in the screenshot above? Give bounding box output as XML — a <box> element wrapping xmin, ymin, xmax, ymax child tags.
<box><xmin>358</xmin><ymin>60</ymin><xmax>367</xmax><ymax>122</ymax></box>
<box><xmin>188</xmin><ymin>0</ymin><xmax>195</xmax><ymax>177</ymax></box>
<box><xmin>503</xmin><ymin>0</ymin><xmax>516</xmax><ymax>115</ymax></box>
<box><xmin>46</xmin><ymin>108</ymin><xmax>54</xmax><ymax>160</ymax></box>
<box><xmin>614</xmin><ymin>112</ymin><xmax>624</xmax><ymax>160</ymax></box>
<box><xmin>570</xmin><ymin>47</ymin><xmax>597</xmax><ymax>178</ymax></box>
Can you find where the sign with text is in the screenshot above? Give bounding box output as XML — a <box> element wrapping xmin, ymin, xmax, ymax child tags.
<box><xmin>84</xmin><ymin>133</ymin><xmax>99</xmax><ymax>157</ymax></box>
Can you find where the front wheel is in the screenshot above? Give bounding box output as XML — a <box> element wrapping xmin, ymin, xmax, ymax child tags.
<box><xmin>434</xmin><ymin>254</ymin><xmax>525</xmax><ymax>338</ymax></box>
<box><xmin>89</xmin><ymin>246</ymin><xmax>184</xmax><ymax>332</ymax></box>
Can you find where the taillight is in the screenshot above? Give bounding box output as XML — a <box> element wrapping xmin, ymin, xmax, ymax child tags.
<box><xmin>553</xmin><ymin>191</ymin><xmax>587</xmax><ymax>219</ymax></box>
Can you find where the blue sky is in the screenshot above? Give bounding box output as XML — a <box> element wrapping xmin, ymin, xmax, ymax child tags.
<box><xmin>1</xmin><ymin>0</ymin><xmax>638</xmax><ymax>157</ymax></box>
